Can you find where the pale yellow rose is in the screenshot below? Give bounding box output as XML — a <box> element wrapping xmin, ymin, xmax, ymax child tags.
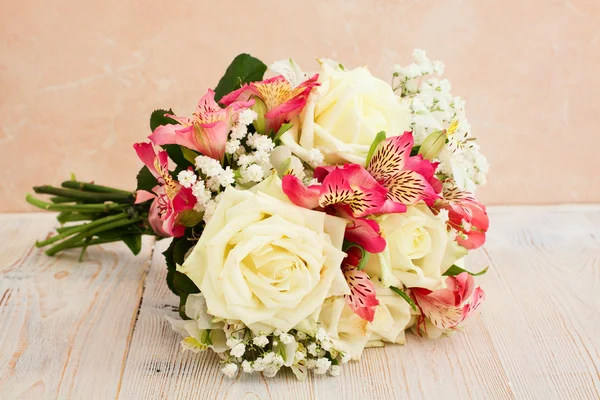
<box><xmin>365</xmin><ymin>205</ymin><xmax>467</xmax><ymax>290</ymax></box>
<box><xmin>281</xmin><ymin>60</ymin><xmax>410</xmax><ymax>166</ymax></box>
<box><xmin>367</xmin><ymin>280</ymin><xmax>413</xmax><ymax>346</ymax></box>
<box><xmin>318</xmin><ymin>296</ymin><xmax>371</xmax><ymax>360</ymax></box>
<box><xmin>178</xmin><ymin>176</ymin><xmax>349</xmax><ymax>334</ymax></box>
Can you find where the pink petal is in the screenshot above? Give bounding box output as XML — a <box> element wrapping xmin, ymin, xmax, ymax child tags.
<box><xmin>320</xmin><ymin>166</ymin><xmax>388</xmax><ymax>218</ymax></box>
<box><xmin>172</xmin><ymin>186</ymin><xmax>197</xmax><ymax>213</ymax></box>
<box><xmin>313</xmin><ymin>165</ymin><xmax>336</xmax><ymax>183</ymax></box>
<box><xmin>367</xmin><ymin>131</ymin><xmax>413</xmax><ymax>181</ymax></box>
<box><xmin>149</xmin><ymin>124</ymin><xmax>197</xmax><ymax>152</ymax></box>
<box><xmin>193</xmin><ymin>121</ymin><xmax>230</xmax><ymax>161</ymax></box>
<box><xmin>456</xmin><ymin>229</ymin><xmax>486</xmax><ymax>250</ymax></box>
<box><xmin>281</xmin><ymin>175</ymin><xmax>320</xmax><ymax>209</ymax></box>
<box><xmin>383</xmin><ymin>170</ymin><xmax>439</xmax><ymax>206</ymax></box>
<box><xmin>133</xmin><ymin>142</ymin><xmax>160</xmax><ymax>178</ymax></box>
<box><xmin>343</xmin><ymin>264</ymin><xmax>379</xmax><ymax>322</ymax></box>
<box><xmin>446</xmin><ymin>272</ymin><xmax>475</xmax><ymax>305</ymax></box>
<box><xmin>343</xmin><ymin>216</ymin><xmax>387</xmax><ymax>253</ymax></box>
<box><xmin>219</xmin><ymin>83</ymin><xmax>260</xmax><ymax>105</ymax></box>
<box><xmin>135</xmin><ymin>190</ymin><xmax>156</xmax><ymax>204</ymax></box>
<box><xmin>412</xmin><ymin>287</ymin><xmax>463</xmax><ymax>329</ymax></box>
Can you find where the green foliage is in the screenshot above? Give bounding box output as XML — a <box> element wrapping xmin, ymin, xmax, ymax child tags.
<box><xmin>149</xmin><ymin>109</ymin><xmax>178</xmax><ymax>132</ymax></box>
<box><xmin>342</xmin><ymin>241</ymin><xmax>370</xmax><ymax>271</ymax></box>
<box><xmin>136</xmin><ymin>166</ymin><xmax>155</xmax><ymax>192</ymax></box>
<box><xmin>162</xmin><ymin>144</ymin><xmax>193</xmax><ymax>175</ymax></box>
<box><xmin>390</xmin><ymin>286</ymin><xmax>417</xmax><ymax>311</ymax></box>
<box><xmin>365</xmin><ymin>131</ymin><xmax>386</xmax><ymax>165</ymax></box>
<box><xmin>410</xmin><ymin>145</ymin><xmax>421</xmax><ymax>157</ymax></box>
<box><xmin>443</xmin><ymin>264</ymin><xmax>489</xmax><ymax>277</ymax></box>
<box><xmin>122</xmin><ymin>234</ymin><xmax>142</xmax><ymax>255</ymax></box>
<box><xmin>273</xmin><ymin>123</ymin><xmax>294</xmax><ymax>143</ymax></box>
<box><xmin>214</xmin><ymin>54</ymin><xmax>267</xmax><ymax>102</ymax></box>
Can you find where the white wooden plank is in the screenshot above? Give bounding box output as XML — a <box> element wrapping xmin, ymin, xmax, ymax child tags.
<box><xmin>471</xmin><ymin>208</ymin><xmax>600</xmax><ymax>399</ymax></box>
<box><xmin>0</xmin><ymin>213</ymin><xmax>155</xmax><ymax>399</ymax></box>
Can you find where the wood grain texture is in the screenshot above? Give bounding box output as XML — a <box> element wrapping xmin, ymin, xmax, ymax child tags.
<box><xmin>1</xmin><ymin>206</ymin><xmax>600</xmax><ymax>399</ymax></box>
<box><xmin>0</xmin><ymin>213</ymin><xmax>155</xmax><ymax>399</ymax></box>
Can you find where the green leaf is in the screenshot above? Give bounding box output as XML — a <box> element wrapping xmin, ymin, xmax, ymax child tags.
<box><xmin>443</xmin><ymin>264</ymin><xmax>489</xmax><ymax>277</ymax></box>
<box><xmin>342</xmin><ymin>241</ymin><xmax>370</xmax><ymax>271</ymax></box>
<box><xmin>214</xmin><ymin>53</ymin><xmax>267</xmax><ymax>102</ymax></box>
<box><xmin>390</xmin><ymin>286</ymin><xmax>417</xmax><ymax>311</ymax></box>
<box><xmin>273</xmin><ymin>123</ymin><xmax>294</xmax><ymax>142</ymax></box>
<box><xmin>150</xmin><ymin>109</ymin><xmax>178</xmax><ymax>132</ymax></box>
<box><xmin>122</xmin><ymin>234</ymin><xmax>142</xmax><ymax>255</ymax></box>
<box><xmin>162</xmin><ymin>144</ymin><xmax>193</xmax><ymax>175</ymax></box>
<box><xmin>136</xmin><ymin>166</ymin><xmax>155</xmax><ymax>192</ymax></box>
<box><xmin>410</xmin><ymin>145</ymin><xmax>421</xmax><ymax>157</ymax></box>
<box><xmin>164</xmin><ymin>235</ymin><xmax>197</xmax><ymax>293</ymax></box>
<box><xmin>181</xmin><ymin>147</ymin><xmax>199</xmax><ymax>165</ymax></box>
<box><xmin>365</xmin><ymin>131</ymin><xmax>386</xmax><ymax>166</ymax></box>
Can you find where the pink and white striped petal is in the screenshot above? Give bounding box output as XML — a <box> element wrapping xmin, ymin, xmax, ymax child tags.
<box><xmin>367</xmin><ymin>132</ymin><xmax>413</xmax><ymax>181</ymax></box>
<box><xmin>343</xmin><ymin>263</ymin><xmax>380</xmax><ymax>322</ymax></box>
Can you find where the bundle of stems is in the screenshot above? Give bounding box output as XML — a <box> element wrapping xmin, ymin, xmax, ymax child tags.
<box><xmin>26</xmin><ymin>179</ymin><xmax>153</xmax><ymax>260</ymax></box>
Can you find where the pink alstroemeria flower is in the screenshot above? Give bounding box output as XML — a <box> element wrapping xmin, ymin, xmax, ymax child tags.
<box><xmin>148</xmin><ymin>89</ymin><xmax>253</xmax><ymax>161</ymax></box>
<box><xmin>220</xmin><ymin>74</ymin><xmax>319</xmax><ymax>135</ymax></box>
<box><xmin>342</xmin><ymin>246</ymin><xmax>379</xmax><ymax>322</ymax></box>
<box><xmin>411</xmin><ymin>272</ymin><xmax>485</xmax><ymax>334</ymax></box>
<box><xmin>437</xmin><ymin>184</ymin><xmax>489</xmax><ymax>249</ymax></box>
<box><xmin>134</xmin><ymin>142</ymin><xmax>197</xmax><ymax>237</ymax></box>
<box><xmin>282</xmin><ymin>164</ymin><xmax>405</xmax><ymax>253</ymax></box>
<box><xmin>367</xmin><ymin>132</ymin><xmax>441</xmax><ymax>206</ymax></box>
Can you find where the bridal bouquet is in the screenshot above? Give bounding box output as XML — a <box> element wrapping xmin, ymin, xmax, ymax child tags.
<box><xmin>27</xmin><ymin>50</ymin><xmax>489</xmax><ymax>380</ymax></box>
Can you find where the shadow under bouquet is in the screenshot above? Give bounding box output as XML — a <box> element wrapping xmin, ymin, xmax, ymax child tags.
<box><xmin>27</xmin><ymin>50</ymin><xmax>490</xmax><ymax>380</ymax></box>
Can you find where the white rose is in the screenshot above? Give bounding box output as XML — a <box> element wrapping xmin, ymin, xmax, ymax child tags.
<box><xmin>178</xmin><ymin>175</ymin><xmax>349</xmax><ymax>334</ymax></box>
<box><xmin>318</xmin><ymin>296</ymin><xmax>371</xmax><ymax>360</ymax></box>
<box><xmin>367</xmin><ymin>280</ymin><xmax>413</xmax><ymax>345</ymax></box>
<box><xmin>281</xmin><ymin>60</ymin><xmax>410</xmax><ymax>166</ymax></box>
<box><xmin>365</xmin><ymin>205</ymin><xmax>467</xmax><ymax>290</ymax></box>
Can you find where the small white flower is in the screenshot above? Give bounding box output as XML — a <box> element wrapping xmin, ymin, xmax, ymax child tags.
<box><xmin>219</xmin><ymin>166</ymin><xmax>235</xmax><ymax>187</ymax></box>
<box><xmin>237</xmin><ymin>154</ymin><xmax>255</xmax><ymax>166</ymax></box>
<box><xmin>307</xmin><ymin>342</ymin><xmax>318</xmax><ymax>357</ymax></box>
<box><xmin>263</xmin><ymin>366</ymin><xmax>280</xmax><ymax>378</ymax></box>
<box><xmin>320</xmin><ymin>340</ymin><xmax>332</xmax><ymax>351</ymax></box>
<box><xmin>329</xmin><ymin>365</ymin><xmax>341</xmax><ymax>377</ymax></box>
<box><xmin>195</xmin><ymin>155</ymin><xmax>223</xmax><ymax>177</ymax></box>
<box><xmin>273</xmin><ymin>330</ymin><xmax>282</xmax><ymax>336</ymax></box>
<box><xmin>203</xmin><ymin>199</ymin><xmax>218</xmax><ymax>223</ymax></box>
<box><xmin>241</xmin><ymin>360</ymin><xmax>253</xmax><ymax>373</ymax></box>
<box><xmin>230</xmin><ymin>343</ymin><xmax>246</xmax><ymax>358</ymax></box>
<box><xmin>263</xmin><ymin>352</ymin><xmax>276</xmax><ymax>364</ymax></box>
<box><xmin>295</xmin><ymin>331</ymin><xmax>307</xmax><ymax>341</ymax></box>
<box><xmin>279</xmin><ymin>333</ymin><xmax>294</xmax><ymax>345</ymax></box>
<box><xmin>226</xmin><ymin>338</ymin><xmax>241</xmax><ymax>348</ymax></box>
<box><xmin>206</xmin><ymin>177</ymin><xmax>221</xmax><ymax>192</ymax></box>
<box><xmin>295</xmin><ymin>350</ymin><xmax>305</xmax><ymax>362</ymax></box>
<box><xmin>230</xmin><ymin>123</ymin><xmax>248</xmax><ymax>140</ymax></box>
<box><xmin>241</xmin><ymin>164</ymin><xmax>264</xmax><ymax>183</ymax></box>
<box><xmin>341</xmin><ymin>352</ymin><xmax>351</xmax><ymax>364</ymax></box>
<box><xmin>221</xmin><ymin>363</ymin><xmax>238</xmax><ymax>378</ymax></box>
<box><xmin>225</xmin><ymin>139</ymin><xmax>241</xmax><ymax>155</ymax></box>
<box><xmin>315</xmin><ymin>328</ymin><xmax>328</xmax><ymax>342</ymax></box>
<box><xmin>252</xmin><ymin>357</ymin><xmax>266</xmax><ymax>372</ymax></box>
<box><xmin>433</xmin><ymin>60</ymin><xmax>445</xmax><ymax>75</ymax></box>
<box><xmin>307</xmin><ymin>149</ymin><xmax>324</xmax><ymax>167</ymax></box>
<box><xmin>247</xmin><ymin>133</ymin><xmax>275</xmax><ymax>153</ymax></box>
<box><xmin>253</xmin><ymin>335</ymin><xmax>269</xmax><ymax>348</ymax></box>
<box><xmin>306</xmin><ymin>359</ymin><xmax>317</xmax><ymax>369</ymax></box>
<box><xmin>272</xmin><ymin>340</ymin><xmax>279</xmax><ymax>346</ymax></box>
<box><xmin>177</xmin><ymin>169</ymin><xmax>197</xmax><ymax>188</ymax></box>
<box><xmin>238</xmin><ymin>109</ymin><xmax>258</xmax><ymax>125</ymax></box>
<box><xmin>313</xmin><ymin>358</ymin><xmax>332</xmax><ymax>375</ymax></box>
<box><xmin>191</xmin><ymin>180</ymin><xmax>212</xmax><ymax>207</ymax></box>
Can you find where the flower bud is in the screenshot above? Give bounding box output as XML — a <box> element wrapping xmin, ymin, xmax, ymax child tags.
<box><xmin>251</xmin><ymin>97</ymin><xmax>267</xmax><ymax>135</ymax></box>
<box><xmin>176</xmin><ymin>209</ymin><xmax>204</xmax><ymax>227</ymax></box>
<box><xmin>418</xmin><ymin>130</ymin><xmax>446</xmax><ymax>160</ymax></box>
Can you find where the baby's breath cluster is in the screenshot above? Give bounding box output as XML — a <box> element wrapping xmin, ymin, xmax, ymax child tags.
<box><xmin>217</xmin><ymin>325</ymin><xmax>347</xmax><ymax>380</ymax></box>
<box><xmin>392</xmin><ymin>49</ymin><xmax>489</xmax><ymax>193</ymax></box>
<box><xmin>175</xmin><ymin>108</ymin><xmax>283</xmax><ymax>224</ymax></box>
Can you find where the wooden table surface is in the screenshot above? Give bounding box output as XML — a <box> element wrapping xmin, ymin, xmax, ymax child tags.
<box><xmin>1</xmin><ymin>206</ymin><xmax>599</xmax><ymax>400</ymax></box>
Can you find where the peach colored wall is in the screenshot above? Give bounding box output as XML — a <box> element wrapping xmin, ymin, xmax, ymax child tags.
<box><xmin>1</xmin><ymin>0</ymin><xmax>599</xmax><ymax>212</ymax></box>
